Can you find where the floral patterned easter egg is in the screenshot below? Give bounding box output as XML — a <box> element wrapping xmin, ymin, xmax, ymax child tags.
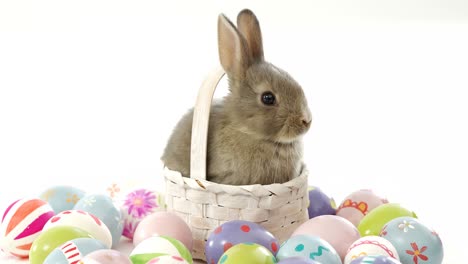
<box><xmin>43</xmin><ymin>238</ymin><xmax>107</xmax><ymax>264</ymax></box>
<box><xmin>0</xmin><ymin>198</ymin><xmax>54</xmax><ymax>257</ymax></box>
<box><xmin>39</xmin><ymin>185</ymin><xmax>86</xmax><ymax>214</ymax></box>
<box><xmin>344</xmin><ymin>236</ymin><xmax>399</xmax><ymax>264</ymax></box>
<box><xmin>119</xmin><ymin>188</ymin><xmax>165</xmax><ymax>239</ymax></box>
<box><xmin>277</xmin><ymin>235</ymin><xmax>341</xmax><ymax>264</ymax></box>
<box><xmin>380</xmin><ymin>217</ymin><xmax>443</xmax><ymax>264</ymax></box>
<box><xmin>74</xmin><ymin>194</ymin><xmax>123</xmax><ymax>248</ymax></box>
<box><xmin>336</xmin><ymin>189</ymin><xmax>387</xmax><ymax>227</ymax></box>
<box><xmin>43</xmin><ymin>209</ymin><xmax>112</xmax><ymax>248</ymax></box>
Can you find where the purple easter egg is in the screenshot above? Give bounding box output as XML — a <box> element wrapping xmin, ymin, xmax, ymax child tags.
<box><xmin>205</xmin><ymin>220</ymin><xmax>279</xmax><ymax>264</ymax></box>
<box><xmin>277</xmin><ymin>257</ymin><xmax>321</xmax><ymax>264</ymax></box>
<box><xmin>307</xmin><ymin>186</ymin><xmax>336</xmax><ymax>219</ymax></box>
<box><xmin>350</xmin><ymin>255</ymin><xmax>402</xmax><ymax>264</ymax></box>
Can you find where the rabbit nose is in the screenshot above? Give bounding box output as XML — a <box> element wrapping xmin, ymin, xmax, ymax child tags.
<box><xmin>302</xmin><ymin>118</ymin><xmax>311</xmax><ymax>127</ymax></box>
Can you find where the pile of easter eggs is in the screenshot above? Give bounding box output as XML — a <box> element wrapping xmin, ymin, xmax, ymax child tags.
<box><xmin>0</xmin><ymin>185</ymin><xmax>444</xmax><ymax>264</ymax></box>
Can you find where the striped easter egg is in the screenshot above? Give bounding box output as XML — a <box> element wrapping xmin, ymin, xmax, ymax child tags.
<box><xmin>0</xmin><ymin>198</ymin><xmax>55</xmax><ymax>257</ymax></box>
<box><xmin>147</xmin><ymin>255</ymin><xmax>190</xmax><ymax>264</ymax></box>
<box><xmin>130</xmin><ymin>235</ymin><xmax>193</xmax><ymax>264</ymax></box>
<box><xmin>44</xmin><ymin>238</ymin><xmax>107</xmax><ymax>264</ymax></box>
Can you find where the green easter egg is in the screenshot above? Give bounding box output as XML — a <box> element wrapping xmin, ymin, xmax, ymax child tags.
<box><xmin>29</xmin><ymin>225</ymin><xmax>93</xmax><ymax>264</ymax></box>
<box><xmin>218</xmin><ymin>243</ymin><xmax>276</xmax><ymax>264</ymax></box>
<box><xmin>357</xmin><ymin>203</ymin><xmax>417</xmax><ymax>236</ymax></box>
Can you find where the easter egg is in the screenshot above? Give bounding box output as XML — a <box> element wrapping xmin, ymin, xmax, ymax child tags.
<box><xmin>74</xmin><ymin>194</ymin><xmax>123</xmax><ymax>248</ymax></box>
<box><xmin>133</xmin><ymin>212</ymin><xmax>192</xmax><ymax>251</ymax></box>
<box><xmin>307</xmin><ymin>186</ymin><xmax>336</xmax><ymax>219</ymax></box>
<box><xmin>277</xmin><ymin>257</ymin><xmax>321</xmax><ymax>264</ymax></box>
<box><xmin>336</xmin><ymin>189</ymin><xmax>387</xmax><ymax>227</ymax></box>
<box><xmin>0</xmin><ymin>198</ymin><xmax>54</xmax><ymax>257</ymax></box>
<box><xmin>358</xmin><ymin>203</ymin><xmax>417</xmax><ymax>237</ymax></box>
<box><xmin>79</xmin><ymin>249</ymin><xmax>132</xmax><ymax>264</ymax></box>
<box><xmin>292</xmin><ymin>215</ymin><xmax>360</xmax><ymax>260</ymax></box>
<box><xmin>350</xmin><ymin>255</ymin><xmax>402</xmax><ymax>264</ymax></box>
<box><xmin>344</xmin><ymin>236</ymin><xmax>399</xmax><ymax>264</ymax></box>
<box><xmin>39</xmin><ymin>185</ymin><xmax>86</xmax><ymax>214</ymax></box>
<box><xmin>147</xmin><ymin>255</ymin><xmax>190</xmax><ymax>264</ymax></box>
<box><xmin>29</xmin><ymin>225</ymin><xmax>93</xmax><ymax>264</ymax></box>
<box><xmin>130</xmin><ymin>235</ymin><xmax>193</xmax><ymax>264</ymax></box>
<box><xmin>43</xmin><ymin>210</ymin><xmax>112</xmax><ymax>248</ymax></box>
<box><xmin>218</xmin><ymin>243</ymin><xmax>276</xmax><ymax>264</ymax></box>
<box><xmin>380</xmin><ymin>217</ymin><xmax>443</xmax><ymax>264</ymax></box>
<box><xmin>276</xmin><ymin>235</ymin><xmax>341</xmax><ymax>264</ymax></box>
<box><xmin>119</xmin><ymin>188</ymin><xmax>165</xmax><ymax>239</ymax></box>
<box><xmin>205</xmin><ymin>220</ymin><xmax>279</xmax><ymax>264</ymax></box>
<box><xmin>44</xmin><ymin>238</ymin><xmax>107</xmax><ymax>264</ymax></box>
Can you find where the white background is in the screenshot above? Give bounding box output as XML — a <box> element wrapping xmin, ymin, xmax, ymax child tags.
<box><xmin>0</xmin><ymin>0</ymin><xmax>467</xmax><ymax>262</ymax></box>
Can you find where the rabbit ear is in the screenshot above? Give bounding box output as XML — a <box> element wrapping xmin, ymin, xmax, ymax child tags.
<box><xmin>237</xmin><ymin>9</ymin><xmax>264</xmax><ymax>62</ymax></box>
<box><xmin>218</xmin><ymin>14</ymin><xmax>250</xmax><ymax>79</ymax></box>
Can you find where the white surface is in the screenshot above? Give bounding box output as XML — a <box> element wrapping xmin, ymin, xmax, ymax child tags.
<box><xmin>1</xmin><ymin>0</ymin><xmax>467</xmax><ymax>262</ymax></box>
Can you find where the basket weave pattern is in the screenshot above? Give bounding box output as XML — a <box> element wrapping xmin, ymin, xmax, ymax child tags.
<box><xmin>162</xmin><ymin>68</ymin><xmax>309</xmax><ymax>261</ymax></box>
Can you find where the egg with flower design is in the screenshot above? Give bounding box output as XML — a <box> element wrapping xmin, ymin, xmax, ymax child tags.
<box><xmin>380</xmin><ymin>217</ymin><xmax>443</xmax><ymax>264</ymax></box>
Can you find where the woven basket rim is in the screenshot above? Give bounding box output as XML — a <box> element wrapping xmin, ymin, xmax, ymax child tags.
<box><xmin>163</xmin><ymin>162</ymin><xmax>308</xmax><ymax>197</ymax></box>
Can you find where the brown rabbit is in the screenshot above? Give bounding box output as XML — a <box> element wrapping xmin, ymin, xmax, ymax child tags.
<box><xmin>161</xmin><ymin>9</ymin><xmax>311</xmax><ymax>185</ymax></box>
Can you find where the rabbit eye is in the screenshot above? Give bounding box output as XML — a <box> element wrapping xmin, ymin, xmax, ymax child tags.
<box><xmin>261</xmin><ymin>92</ymin><xmax>276</xmax><ymax>105</ymax></box>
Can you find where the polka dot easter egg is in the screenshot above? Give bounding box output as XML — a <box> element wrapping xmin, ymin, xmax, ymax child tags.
<box><xmin>307</xmin><ymin>186</ymin><xmax>336</xmax><ymax>219</ymax></box>
<box><xmin>205</xmin><ymin>220</ymin><xmax>279</xmax><ymax>264</ymax></box>
<box><xmin>130</xmin><ymin>235</ymin><xmax>192</xmax><ymax>264</ymax></box>
<box><xmin>344</xmin><ymin>236</ymin><xmax>399</xmax><ymax>264</ymax></box>
<box><xmin>336</xmin><ymin>189</ymin><xmax>387</xmax><ymax>227</ymax></box>
<box><xmin>43</xmin><ymin>238</ymin><xmax>107</xmax><ymax>264</ymax></box>
<box><xmin>43</xmin><ymin>209</ymin><xmax>112</xmax><ymax>248</ymax></box>
<box><xmin>380</xmin><ymin>217</ymin><xmax>443</xmax><ymax>264</ymax></box>
<box><xmin>39</xmin><ymin>185</ymin><xmax>86</xmax><ymax>214</ymax></box>
<box><xmin>74</xmin><ymin>194</ymin><xmax>123</xmax><ymax>248</ymax></box>
<box><xmin>218</xmin><ymin>243</ymin><xmax>276</xmax><ymax>264</ymax></box>
<box><xmin>350</xmin><ymin>255</ymin><xmax>402</xmax><ymax>264</ymax></box>
<box><xmin>0</xmin><ymin>198</ymin><xmax>54</xmax><ymax>258</ymax></box>
<box><xmin>147</xmin><ymin>255</ymin><xmax>190</xmax><ymax>264</ymax></box>
<box><xmin>119</xmin><ymin>188</ymin><xmax>165</xmax><ymax>240</ymax></box>
<box><xmin>79</xmin><ymin>249</ymin><xmax>131</xmax><ymax>264</ymax></box>
<box><xmin>276</xmin><ymin>235</ymin><xmax>341</xmax><ymax>264</ymax></box>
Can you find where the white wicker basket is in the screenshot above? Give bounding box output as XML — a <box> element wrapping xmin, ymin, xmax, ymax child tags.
<box><xmin>163</xmin><ymin>68</ymin><xmax>309</xmax><ymax>261</ymax></box>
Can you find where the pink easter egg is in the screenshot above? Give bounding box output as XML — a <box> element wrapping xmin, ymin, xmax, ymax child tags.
<box><xmin>0</xmin><ymin>198</ymin><xmax>55</xmax><ymax>257</ymax></box>
<box><xmin>292</xmin><ymin>215</ymin><xmax>360</xmax><ymax>261</ymax></box>
<box><xmin>80</xmin><ymin>249</ymin><xmax>132</xmax><ymax>264</ymax></box>
<box><xmin>336</xmin><ymin>189</ymin><xmax>388</xmax><ymax>227</ymax></box>
<box><xmin>147</xmin><ymin>255</ymin><xmax>190</xmax><ymax>264</ymax></box>
<box><xmin>133</xmin><ymin>212</ymin><xmax>192</xmax><ymax>251</ymax></box>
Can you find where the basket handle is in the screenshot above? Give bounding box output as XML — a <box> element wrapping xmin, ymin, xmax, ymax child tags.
<box><xmin>190</xmin><ymin>68</ymin><xmax>226</xmax><ymax>180</ymax></box>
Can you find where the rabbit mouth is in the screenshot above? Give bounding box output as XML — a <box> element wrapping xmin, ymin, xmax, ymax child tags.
<box><xmin>275</xmin><ymin>124</ymin><xmax>308</xmax><ymax>144</ymax></box>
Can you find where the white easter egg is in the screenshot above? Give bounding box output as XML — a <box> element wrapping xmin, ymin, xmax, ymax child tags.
<box><xmin>43</xmin><ymin>210</ymin><xmax>112</xmax><ymax>248</ymax></box>
<box><xmin>344</xmin><ymin>236</ymin><xmax>399</xmax><ymax>264</ymax></box>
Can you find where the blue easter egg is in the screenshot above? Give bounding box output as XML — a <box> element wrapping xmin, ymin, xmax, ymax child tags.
<box><xmin>277</xmin><ymin>235</ymin><xmax>341</xmax><ymax>264</ymax></box>
<box><xmin>380</xmin><ymin>217</ymin><xmax>443</xmax><ymax>264</ymax></box>
<box><xmin>74</xmin><ymin>194</ymin><xmax>123</xmax><ymax>248</ymax></box>
<box><xmin>39</xmin><ymin>185</ymin><xmax>86</xmax><ymax>214</ymax></box>
<box><xmin>350</xmin><ymin>255</ymin><xmax>402</xmax><ymax>264</ymax></box>
<box><xmin>307</xmin><ymin>186</ymin><xmax>336</xmax><ymax>219</ymax></box>
<box><xmin>43</xmin><ymin>237</ymin><xmax>107</xmax><ymax>264</ymax></box>
<box><xmin>205</xmin><ymin>220</ymin><xmax>279</xmax><ymax>264</ymax></box>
